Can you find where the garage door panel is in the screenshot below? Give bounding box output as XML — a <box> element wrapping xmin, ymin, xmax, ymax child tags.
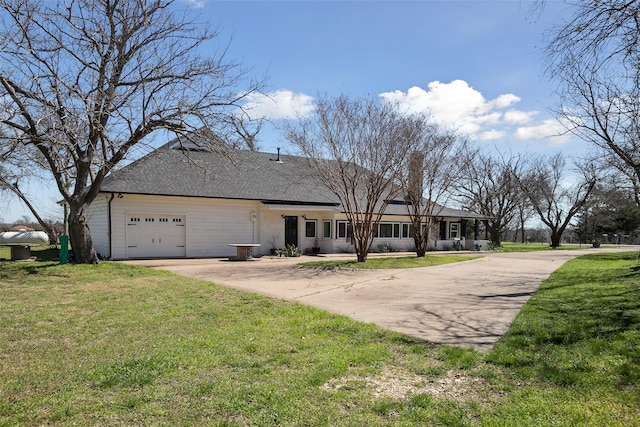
<box><xmin>126</xmin><ymin>214</ymin><xmax>186</xmax><ymax>258</ymax></box>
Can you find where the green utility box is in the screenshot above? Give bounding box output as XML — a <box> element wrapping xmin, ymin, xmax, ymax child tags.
<box><xmin>59</xmin><ymin>235</ymin><xmax>69</xmax><ymax>265</ymax></box>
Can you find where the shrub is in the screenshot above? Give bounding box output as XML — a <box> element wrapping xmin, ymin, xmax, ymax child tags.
<box><xmin>276</xmin><ymin>244</ymin><xmax>301</xmax><ymax>257</ymax></box>
<box><xmin>376</xmin><ymin>242</ymin><xmax>397</xmax><ymax>253</ymax></box>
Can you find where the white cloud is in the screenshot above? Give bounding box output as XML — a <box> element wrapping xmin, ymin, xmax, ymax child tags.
<box><xmin>475</xmin><ymin>112</ymin><xmax>503</xmax><ymax>126</ymax></box>
<box><xmin>490</xmin><ymin>94</ymin><xmax>520</xmax><ymax>109</ymax></box>
<box><xmin>380</xmin><ymin>80</ymin><xmax>519</xmax><ymax>136</ymax></box>
<box><xmin>504</xmin><ymin>109</ymin><xmax>537</xmax><ymax>124</ymax></box>
<box><xmin>241</xmin><ymin>90</ymin><xmax>315</xmax><ymax>120</ymax></box>
<box><xmin>183</xmin><ymin>0</ymin><xmax>205</xmax><ymax>8</ymax></box>
<box><xmin>379</xmin><ymin>80</ymin><xmax>543</xmax><ymax>142</ymax></box>
<box><xmin>515</xmin><ymin>118</ymin><xmax>572</xmax><ymax>145</ymax></box>
<box><xmin>478</xmin><ymin>129</ymin><xmax>505</xmax><ymax>141</ymax></box>
<box><xmin>244</xmin><ymin>81</ymin><xmax>569</xmax><ymax>146</ymax></box>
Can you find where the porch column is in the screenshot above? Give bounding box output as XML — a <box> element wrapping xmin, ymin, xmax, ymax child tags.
<box><xmin>484</xmin><ymin>220</ymin><xmax>489</xmax><ymax>240</ymax></box>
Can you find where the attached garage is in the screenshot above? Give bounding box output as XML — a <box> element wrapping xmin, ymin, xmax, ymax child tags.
<box><xmin>126</xmin><ymin>214</ymin><xmax>186</xmax><ymax>258</ymax></box>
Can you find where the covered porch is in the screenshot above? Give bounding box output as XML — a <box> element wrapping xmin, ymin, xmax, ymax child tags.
<box><xmin>435</xmin><ymin>217</ymin><xmax>491</xmax><ymax>251</ymax></box>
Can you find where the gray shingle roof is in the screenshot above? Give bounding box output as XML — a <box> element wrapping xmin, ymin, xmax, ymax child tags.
<box><xmin>382</xmin><ymin>201</ymin><xmax>490</xmax><ymax>219</ymax></box>
<box><xmin>101</xmin><ymin>145</ymin><xmax>340</xmax><ymax>205</ymax></box>
<box><xmin>100</xmin><ymin>140</ymin><xmax>490</xmax><ymax>220</ymax></box>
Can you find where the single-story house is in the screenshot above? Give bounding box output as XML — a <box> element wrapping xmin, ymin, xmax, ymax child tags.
<box><xmin>85</xmin><ymin>138</ymin><xmax>491</xmax><ymax>259</ymax></box>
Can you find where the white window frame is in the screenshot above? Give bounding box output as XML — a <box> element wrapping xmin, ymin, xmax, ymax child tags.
<box><xmin>375</xmin><ymin>222</ymin><xmax>402</xmax><ymax>239</ymax></box>
<box><xmin>305</xmin><ymin>220</ymin><xmax>317</xmax><ymax>238</ymax></box>
<box><xmin>322</xmin><ymin>220</ymin><xmax>331</xmax><ymax>239</ymax></box>
<box><xmin>402</xmin><ymin>223</ymin><xmax>414</xmax><ymax>238</ymax></box>
<box><xmin>450</xmin><ymin>222</ymin><xmax>459</xmax><ymax>239</ymax></box>
<box><xmin>336</xmin><ymin>220</ymin><xmax>352</xmax><ymax>240</ymax></box>
<box><xmin>380</xmin><ymin>223</ymin><xmax>393</xmax><ymax>238</ymax></box>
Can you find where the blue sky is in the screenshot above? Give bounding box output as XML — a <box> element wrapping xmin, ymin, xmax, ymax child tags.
<box><xmin>2</xmin><ymin>0</ymin><xmax>581</xmax><ymax>222</ymax></box>
<box><xmin>201</xmin><ymin>0</ymin><xmax>578</xmax><ymax>153</ymax></box>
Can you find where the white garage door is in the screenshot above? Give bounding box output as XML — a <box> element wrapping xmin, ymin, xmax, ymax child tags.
<box><xmin>126</xmin><ymin>214</ymin><xmax>186</xmax><ymax>258</ymax></box>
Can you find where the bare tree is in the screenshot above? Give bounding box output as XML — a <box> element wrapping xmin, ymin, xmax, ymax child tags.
<box><xmin>547</xmin><ymin>0</ymin><xmax>640</xmax><ymax>78</ymax></box>
<box><xmin>519</xmin><ymin>153</ymin><xmax>598</xmax><ymax>247</ymax></box>
<box><xmin>222</xmin><ymin>111</ymin><xmax>265</xmax><ymax>151</ymax></box>
<box><xmin>602</xmin><ymin>149</ymin><xmax>640</xmax><ymax>206</ymax></box>
<box><xmin>547</xmin><ymin>0</ymin><xmax>640</xmax><ymax>205</ymax></box>
<box><xmin>511</xmin><ymin>196</ymin><xmax>535</xmax><ymax>244</ymax></box>
<box><xmin>0</xmin><ymin>0</ymin><xmax>259</xmax><ymax>263</ymax></box>
<box><xmin>455</xmin><ymin>149</ymin><xmax>525</xmax><ymax>247</ymax></box>
<box><xmin>286</xmin><ymin>95</ymin><xmax>423</xmax><ymax>262</ymax></box>
<box><xmin>400</xmin><ymin>129</ymin><xmax>468</xmax><ymax>257</ymax></box>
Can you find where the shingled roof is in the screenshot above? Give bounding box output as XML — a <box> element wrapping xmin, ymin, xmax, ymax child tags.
<box><xmin>101</xmin><ymin>144</ymin><xmax>340</xmax><ymax>205</ymax></box>
<box><xmin>100</xmin><ymin>140</ymin><xmax>488</xmax><ymax>220</ymax></box>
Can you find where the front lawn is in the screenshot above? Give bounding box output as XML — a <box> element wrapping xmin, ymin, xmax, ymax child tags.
<box><xmin>495</xmin><ymin>242</ymin><xmax>615</xmax><ymax>252</ymax></box>
<box><xmin>1</xmin><ymin>253</ymin><xmax>638</xmax><ymax>425</ymax></box>
<box><xmin>300</xmin><ymin>254</ymin><xmax>482</xmax><ymax>269</ymax></box>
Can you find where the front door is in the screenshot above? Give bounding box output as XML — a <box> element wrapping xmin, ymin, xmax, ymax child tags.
<box><xmin>284</xmin><ymin>216</ymin><xmax>298</xmax><ymax>247</ymax></box>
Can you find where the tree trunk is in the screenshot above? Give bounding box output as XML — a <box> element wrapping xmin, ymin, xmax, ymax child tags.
<box><xmin>550</xmin><ymin>229</ymin><xmax>562</xmax><ymax>247</ymax></box>
<box><xmin>353</xmin><ymin>233</ymin><xmax>369</xmax><ymax>263</ymax></box>
<box><xmin>68</xmin><ymin>202</ymin><xmax>99</xmax><ymax>264</ymax></box>
<box><xmin>413</xmin><ymin>220</ymin><xmax>427</xmax><ymax>257</ymax></box>
<box><xmin>414</xmin><ymin>233</ymin><xmax>427</xmax><ymax>257</ymax></box>
<box><xmin>489</xmin><ymin>227</ymin><xmax>501</xmax><ymax>247</ymax></box>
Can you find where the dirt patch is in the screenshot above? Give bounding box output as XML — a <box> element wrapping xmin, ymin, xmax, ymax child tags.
<box><xmin>322</xmin><ymin>366</ymin><xmax>491</xmax><ymax>402</ymax></box>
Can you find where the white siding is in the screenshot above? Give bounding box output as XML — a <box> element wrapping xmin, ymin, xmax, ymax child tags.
<box><xmin>86</xmin><ymin>195</ymin><xmax>111</xmax><ymax>259</ymax></box>
<box><xmin>108</xmin><ymin>194</ymin><xmax>261</xmax><ymax>259</ymax></box>
<box><xmin>259</xmin><ymin>209</ymin><xmax>287</xmax><ymax>253</ymax></box>
<box><xmin>258</xmin><ymin>208</ymin><xmax>338</xmax><ymax>254</ymax></box>
<box><xmin>92</xmin><ymin>192</ymin><xmax>485</xmax><ymax>259</ymax></box>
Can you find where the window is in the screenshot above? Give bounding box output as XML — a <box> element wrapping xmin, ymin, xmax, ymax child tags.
<box><xmin>450</xmin><ymin>222</ymin><xmax>459</xmax><ymax>239</ymax></box>
<box><xmin>379</xmin><ymin>223</ymin><xmax>393</xmax><ymax>238</ymax></box>
<box><xmin>402</xmin><ymin>223</ymin><xmax>414</xmax><ymax>238</ymax></box>
<box><xmin>305</xmin><ymin>220</ymin><xmax>316</xmax><ymax>238</ymax></box>
<box><xmin>323</xmin><ymin>220</ymin><xmax>331</xmax><ymax>238</ymax></box>
<box><xmin>337</xmin><ymin>221</ymin><xmax>352</xmax><ymax>239</ymax></box>
<box><xmin>377</xmin><ymin>223</ymin><xmax>401</xmax><ymax>238</ymax></box>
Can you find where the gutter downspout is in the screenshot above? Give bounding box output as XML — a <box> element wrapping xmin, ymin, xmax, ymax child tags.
<box><xmin>108</xmin><ymin>193</ymin><xmax>115</xmax><ymax>260</ymax></box>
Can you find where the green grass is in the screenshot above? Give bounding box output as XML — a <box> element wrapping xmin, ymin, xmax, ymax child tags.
<box><xmin>486</xmin><ymin>252</ymin><xmax>640</xmax><ymax>424</ymax></box>
<box><xmin>1</xmin><ymin>253</ymin><xmax>639</xmax><ymax>425</ymax></box>
<box><xmin>495</xmin><ymin>242</ymin><xmax>622</xmax><ymax>252</ymax></box>
<box><xmin>300</xmin><ymin>254</ymin><xmax>482</xmax><ymax>269</ymax></box>
<box><xmin>494</xmin><ymin>242</ymin><xmax>590</xmax><ymax>252</ymax></box>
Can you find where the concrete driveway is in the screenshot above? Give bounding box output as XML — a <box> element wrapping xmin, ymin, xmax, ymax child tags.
<box><xmin>124</xmin><ymin>247</ymin><xmax>634</xmax><ymax>352</ymax></box>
